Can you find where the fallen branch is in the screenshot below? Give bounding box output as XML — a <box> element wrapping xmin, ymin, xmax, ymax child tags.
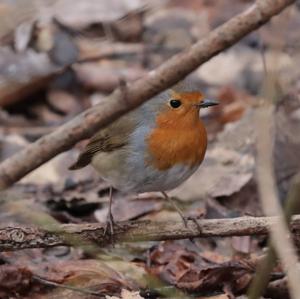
<box><xmin>1</xmin><ymin>216</ymin><xmax>300</xmax><ymax>251</ymax></box>
<box><xmin>0</xmin><ymin>0</ymin><xmax>295</xmax><ymax>189</ymax></box>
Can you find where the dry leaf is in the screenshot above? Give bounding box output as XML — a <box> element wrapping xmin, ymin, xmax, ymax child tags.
<box><xmin>106</xmin><ymin>289</ymin><xmax>144</xmax><ymax>299</ymax></box>
<box><xmin>30</xmin><ymin>260</ymin><xmax>134</xmax><ymax>299</ymax></box>
<box><xmin>149</xmin><ymin>241</ymin><xmax>254</xmax><ymax>295</ymax></box>
<box><xmin>198</xmin><ymin>295</ymin><xmax>229</xmax><ymax>299</ymax></box>
<box><xmin>0</xmin><ymin>265</ymin><xmax>32</xmax><ymax>298</ymax></box>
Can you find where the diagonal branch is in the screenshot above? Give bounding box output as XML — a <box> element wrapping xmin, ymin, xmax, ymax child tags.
<box><xmin>0</xmin><ymin>0</ymin><xmax>296</xmax><ymax>189</ymax></box>
<box><xmin>1</xmin><ymin>215</ymin><xmax>300</xmax><ymax>251</ymax></box>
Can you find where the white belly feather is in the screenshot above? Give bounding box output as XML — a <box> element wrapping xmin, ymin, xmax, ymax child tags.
<box><xmin>92</xmin><ymin>145</ymin><xmax>199</xmax><ymax>193</ymax></box>
<box><xmin>91</xmin><ymin>122</ymin><xmax>201</xmax><ymax>193</ymax></box>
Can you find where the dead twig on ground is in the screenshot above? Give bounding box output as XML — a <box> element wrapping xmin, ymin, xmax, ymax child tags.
<box><xmin>1</xmin><ymin>215</ymin><xmax>300</xmax><ymax>251</ymax></box>
<box><xmin>0</xmin><ymin>0</ymin><xmax>295</xmax><ymax>189</ymax></box>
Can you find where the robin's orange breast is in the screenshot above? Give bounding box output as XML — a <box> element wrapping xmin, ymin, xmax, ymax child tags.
<box><xmin>146</xmin><ymin>108</ymin><xmax>207</xmax><ymax>170</ymax></box>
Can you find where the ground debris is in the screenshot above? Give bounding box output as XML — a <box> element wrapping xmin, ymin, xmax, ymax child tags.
<box><xmin>106</xmin><ymin>289</ymin><xmax>144</xmax><ymax>299</ymax></box>
<box><xmin>0</xmin><ymin>0</ymin><xmax>300</xmax><ymax>298</ymax></box>
<box><xmin>148</xmin><ymin>241</ymin><xmax>255</xmax><ymax>296</ymax></box>
<box><xmin>0</xmin><ymin>264</ymin><xmax>32</xmax><ymax>298</ymax></box>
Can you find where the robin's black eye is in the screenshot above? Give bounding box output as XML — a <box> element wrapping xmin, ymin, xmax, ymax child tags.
<box><xmin>170</xmin><ymin>99</ymin><xmax>182</xmax><ymax>108</ymax></box>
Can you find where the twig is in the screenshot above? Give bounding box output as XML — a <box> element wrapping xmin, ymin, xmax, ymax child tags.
<box><xmin>0</xmin><ymin>0</ymin><xmax>295</xmax><ymax>189</ymax></box>
<box><xmin>1</xmin><ymin>216</ymin><xmax>300</xmax><ymax>251</ymax></box>
<box><xmin>247</xmin><ymin>30</ymin><xmax>278</xmax><ymax>299</ymax></box>
<box><xmin>248</xmin><ymin>173</ymin><xmax>300</xmax><ymax>299</ymax></box>
<box><xmin>248</xmin><ymin>17</ymin><xmax>300</xmax><ymax>298</ymax></box>
<box><xmin>250</xmin><ymin>104</ymin><xmax>300</xmax><ymax>299</ymax></box>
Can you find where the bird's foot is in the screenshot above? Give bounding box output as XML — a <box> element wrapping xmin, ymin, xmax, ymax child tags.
<box><xmin>161</xmin><ymin>192</ymin><xmax>203</xmax><ymax>239</ymax></box>
<box><xmin>182</xmin><ymin>215</ymin><xmax>203</xmax><ymax>233</ymax></box>
<box><xmin>178</xmin><ymin>214</ymin><xmax>189</xmax><ymax>228</ymax></box>
<box><xmin>103</xmin><ymin>212</ymin><xmax>121</xmax><ymax>238</ymax></box>
<box><xmin>181</xmin><ymin>215</ymin><xmax>204</xmax><ymax>249</ymax></box>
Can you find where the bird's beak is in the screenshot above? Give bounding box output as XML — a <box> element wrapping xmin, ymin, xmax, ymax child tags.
<box><xmin>197</xmin><ymin>98</ymin><xmax>219</xmax><ymax>108</ymax></box>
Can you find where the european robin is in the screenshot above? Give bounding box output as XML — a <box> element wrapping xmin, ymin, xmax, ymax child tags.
<box><xmin>69</xmin><ymin>84</ymin><xmax>218</xmax><ymax>233</ymax></box>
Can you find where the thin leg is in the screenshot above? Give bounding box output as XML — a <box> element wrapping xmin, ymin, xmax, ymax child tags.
<box><xmin>161</xmin><ymin>191</ymin><xmax>202</xmax><ymax>232</ymax></box>
<box><xmin>103</xmin><ymin>187</ymin><xmax>115</xmax><ymax>236</ymax></box>
<box><xmin>108</xmin><ymin>186</ymin><xmax>113</xmax><ymax>218</ymax></box>
<box><xmin>161</xmin><ymin>191</ymin><xmax>188</xmax><ymax>227</ymax></box>
<box><xmin>161</xmin><ymin>192</ymin><xmax>202</xmax><ymax>248</ymax></box>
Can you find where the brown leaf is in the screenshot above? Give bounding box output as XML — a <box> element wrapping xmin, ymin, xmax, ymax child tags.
<box><xmin>29</xmin><ymin>260</ymin><xmax>134</xmax><ymax>299</ymax></box>
<box><xmin>0</xmin><ymin>265</ymin><xmax>32</xmax><ymax>297</ymax></box>
<box><xmin>198</xmin><ymin>295</ymin><xmax>230</xmax><ymax>299</ymax></box>
<box><xmin>149</xmin><ymin>242</ymin><xmax>254</xmax><ymax>295</ymax></box>
<box><xmin>106</xmin><ymin>289</ymin><xmax>144</xmax><ymax>299</ymax></box>
<box><xmin>231</xmin><ymin>236</ymin><xmax>251</xmax><ymax>254</ymax></box>
<box><xmin>215</xmin><ymin>86</ymin><xmax>254</xmax><ymax>125</ymax></box>
<box><xmin>265</xmin><ymin>277</ymin><xmax>289</xmax><ymax>299</ymax></box>
<box><xmin>171</xmin><ymin>144</ymin><xmax>254</xmax><ymax>201</ymax></box>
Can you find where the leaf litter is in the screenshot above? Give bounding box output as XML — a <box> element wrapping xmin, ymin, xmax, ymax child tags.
<box><xmin>0</xmin><ymin>0</ymin><xmax>300</xmax><ymax>298</ymax></box>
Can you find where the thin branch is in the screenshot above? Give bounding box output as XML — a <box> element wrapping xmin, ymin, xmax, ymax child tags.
<box><xmin>248</xmin><ymin>175</ymin><xmax>300</xmax><ymax>299</ymax></box>
<box><xmin>251</xmin><ymin>104</ymin><xmax>300</xmax><ymax>299</ymax></box>
<box><xmin>1</xmin><ymin>216</ymin><xmax>300</xmax><ymax>251</ymax></box>
<box><xmin>0</xmin><ymin>0</ymin><xmax>295</xmax><ymax>189</ymax></box>
<box><xmin>248</xmin><ymin>17</ymin><xmax>300</xmax><ymax>298</ymax></box>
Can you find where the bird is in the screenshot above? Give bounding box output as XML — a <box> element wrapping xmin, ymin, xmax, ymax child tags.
<box><xmin>69</xmin><ymin>84</ymin><xmax>218</xmax><ymax>234</ymax></box>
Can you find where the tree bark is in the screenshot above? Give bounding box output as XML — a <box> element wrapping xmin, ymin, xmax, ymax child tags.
<box><xmin>1</xmin><ymin>215</ymin><xmax>300</xmax><ymax>251</ymax></box>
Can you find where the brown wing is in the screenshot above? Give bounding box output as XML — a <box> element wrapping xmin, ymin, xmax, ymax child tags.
<box><xmin>69</xmin><ymin>115</ymin><xmax>136</xmax><ymax>170</ymax></box>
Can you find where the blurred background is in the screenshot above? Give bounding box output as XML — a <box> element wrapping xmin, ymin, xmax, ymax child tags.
<box><xmin>0</xmin><ymin>0</ymin><xmax>300</xmax><ymax>298</ymax></box>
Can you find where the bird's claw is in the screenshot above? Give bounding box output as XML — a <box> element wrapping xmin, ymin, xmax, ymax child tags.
<box><xmin>103</xmin><ymin>215</ymin><xmax>113</xmax><ymax>237</ymax></box>
<box><xmin>103</xmin><ymin>212</ymin><xmax>117</xmax><ymax>237</ymax></box>
<box><xmin>179</xmin><ymin>215</ymin><xmax>202</xmax><ymax>233</ymax></box>
<box><xmin>186</xmin><ymin>216</ymin><xmax>202</xmax><ymax>232</ymax></box>
<box><xmin>180</xmin><ymin>215</ymin><xmax>203</xmax><ymax>248</ymax></box>
<box><xmin>103</xmin><ymin>212</ymin><xmax>123</xmax><ymax>246</ymax></box>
